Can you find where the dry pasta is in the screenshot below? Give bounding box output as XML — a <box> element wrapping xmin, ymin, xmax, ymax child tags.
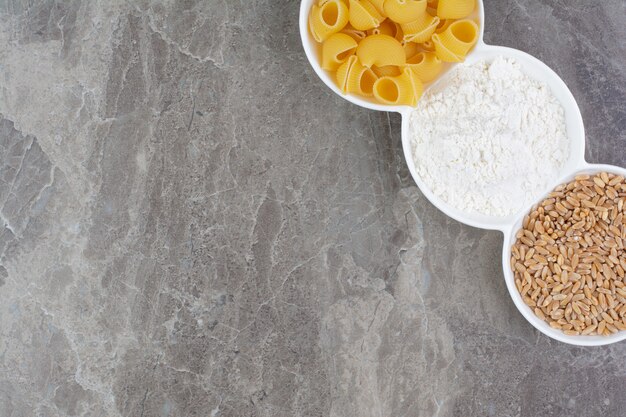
<box><xmin>432</xmin><ymin>19</ymin><xmax>479</xmax><ymax>62</ymax></box>
<box><xmin>356</xmin><ymin>34</ymin><xmax>406</xmax><ymax>67</ymax></box>
<box><xmin>341</xmin><ymin>23</ymin><xmax>367</xmax><ymax>41</ymax></box>
<box><xmin>337</xmin><ymin>55</ymin><xmax>379</xmax><ymax>96</ymax></box>
<box><xmin>406</xmin><ymin>67</ymin><xmax>424</xmax><ymax>103</ymax></box>
<box><xmin>322</xmin><ymin>33</ymin><xmax>358</xmax><ymax>71</ymax></box>
<box><xmin>406</xmin><ymin>51</ymin><xmax>443</xmax><ymax>82</ymax></box>
<box><xmin>372</xmin><ymin>65</ymin><xmax>403</xmax><ymax>77</ymax></box>
<box><xmin>336</xmin><ymin>55</ymin><xmax>357</xmax><ymax>93</ymax></box>
<box><xmin>403</xmin><ymin>41</ymin><xmax>421</xmax><ymax>60</ymax></box>
<box><xmin>368</xmin><ymin>0</ymin><xmax>386</xmax><ymax>14</ymax></box>
<box><xmin>349</xmin><ymin>0</ymin><xmax>384</xmax><ymax>31</ymax></box>
<box><xmin>437</xmin><ymin>0</ymin><xmax>475</xmax><ymax>19</ymax></box>
<box><xmin>419</xmin><ymin>39</ymin><xmax>436</xmax><ymax>51</ymax></box>
<box><xmin>308</xmin><ymin>0</ymin><xmax>480</xmax><ymax>105</ymax></box>
<box><xmin>435</xmin><ymin>19</ymin><xmax>454</xmax><ymax>34</ymax></box>
<box><xmin>373</xmin><ymin>68</ymin><xmax>423</xmax><ymax>105</ymax></box>
<box><xmin>346</xmin><ymin>58</ymin><xmax>379</xmax><ymax>95</ymax></box>
<box><xmin>367</xmin><ymin>19</ymin><xmax>401</xmax><ymax>38</ymax></box>
<box><xmin>401</xmin><ymin>12</ymin><xmax>440</xmax><ymax>43</ymax></box>
<box><xmin>384</xmin><ymin>0</ymin><xmax>428</xmax><ymax>24</ymax></box>
<box><xmin>309</xmin><ymin>0</ymin><xmax>350</xmax><ymax>42</ymax></box>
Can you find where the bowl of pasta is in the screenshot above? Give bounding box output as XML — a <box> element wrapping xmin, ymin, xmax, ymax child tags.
<box><xmin>299</xmin><ymin>0</ymin><xmax>485</xmax><ymax>111</ymax></box>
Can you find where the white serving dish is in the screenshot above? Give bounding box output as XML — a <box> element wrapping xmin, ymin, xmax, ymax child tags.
<box><xmin>299</xmin><ymin>0</ymin><xmax>626</xmax><ymax>346</ymax></box>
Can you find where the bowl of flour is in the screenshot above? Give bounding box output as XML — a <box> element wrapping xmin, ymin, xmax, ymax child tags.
<box><xmin>401</xmin><ymin>45</ymin><xmax>586</xmax><ymax>231</ymax></box>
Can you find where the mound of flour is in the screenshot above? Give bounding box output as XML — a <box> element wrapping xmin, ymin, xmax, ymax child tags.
<box><xmin>409</xmin><ymin>57</ymin><xmax>569</xmax><ymax>217</ymax></box>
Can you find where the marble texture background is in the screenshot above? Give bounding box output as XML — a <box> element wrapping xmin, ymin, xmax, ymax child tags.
<box><xmin>0</xmin><ymin>1</ymin><xmax>625</xmax><ymax>416</ymax></box>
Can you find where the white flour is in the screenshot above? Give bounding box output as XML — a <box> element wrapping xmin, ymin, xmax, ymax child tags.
<box><xmin>409</xmin><ymin>56</ymin><xmax>569</xmax><ymax>217</ymax></box>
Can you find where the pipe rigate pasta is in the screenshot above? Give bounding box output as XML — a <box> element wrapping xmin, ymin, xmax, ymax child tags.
<box><xmin>435</xmin><ymin>18</ymin><xmax>454</xmax><ymax>34</ymax></box>
<box><xmin>431</xmin><ymin>34</ymin><xmax>461</xmax><ymax>61</ymax></box>
<box><xmin>356</xmin><ymin>34</ymin><xmax>406</xmax><ymax>67</ymax></box>
<box><xmin>426</xmin><ymin>6</ymin><xmax>438</xmax><ymax>16</ymax></box>
<box><xmin>373</xmin><ymin>76</ymin><xmax>404</xmax><ymax>104</ymax></box>
<box><xmin>406</xmin><ymin>51</ymin><xmax>443</xmax><ymax>82</ymax></box>
<box><xmin>432</xmin><ymin>19</ymin><xmax>478</xmax><ymax>61</ymax></box>
<box><xmin>341</xmin><ymin>24</ymin><xmax>368</xmax><ymax>41</ymax></box>
<box><xmin>372</xmin><ymin>65</ymin><xmax>403</xmax><ymax>77</ymax></box>
<box><xmin>437</xmin><ymin>0</ymin><xmax>475</xmax><ymax>19</ymax></box>
<box><xmin>307</xmin><ymin>0</ymin><xmax>479</xmax><ymax>105</ymax></box>
<box><xmin>368</xmin><ymin>0</ymin><xmax>386</xmax><ymax>14</ymax></box>
<box><xmin>373</xmin><ymin>68</ymin><xmax>423</xmax><ymax>105</ymax></box>
<box><xmin>419</xmin><ymin>39</ymin><xmax>436</xmax><ymax>51</ymax></box>
<box><xmin>394</xmin><ymin>23</ymin><xmax>406</xmax><ymax>42</ymax></box>
<box><xmin>407</xmin><ymin>67</ymin><xmax>424</xmax><ymax>102</ymax></box>
<box><xmin>349</xmin><ymin>0</ymin><xmax>384</xmax><ymax>30</ymax></box>
<box><xmin>322</xmin><ymin>33</ymin><xmax>359</xmax><ymax>70</ymax></box>
<box><xmin>336</xmin><ymin>55</ymin><xmax>357</xmax><ymax>93</ymax></box>
<box><xmin>403</xmin><ymin>41</ymin><xmax>421</xmax><ymax>59</ymax></box>
<box><xmin>345</xmin><ymin>59</ymin><xmax>379</xmax><ymax>95</ymax></box>
<box><xmin>384</xmin><ymin>0</ymin><xmax>428</xmax><ymax>24</ymax></box>
<box><xmin>367</xmin><ymin>18</ymin><xmax>400</xmax><ymax>38</ymax></box>
<box><xmin>309</xmin><ymin>0</ymin><xmax>350</xmax><ymax>42</ymax></box>
<box><xmin>401</xmin><ymin>12</ymin><xmax>440</xmax><ymax>43</ymax></box>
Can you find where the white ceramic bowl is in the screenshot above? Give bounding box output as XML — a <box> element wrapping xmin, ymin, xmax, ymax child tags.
<box><xmin>299</xmin><ymin>0</ymin><xmax>484</xmax><ymax>112</ymax></box>
<box><xmin>502</xmin><ymin>163</ymin><xmax>626</xmax><ymax>346</ymax></box>
<box><xmin>401</xmin><ymin>44</ymin><xmax>587</xmax><ymax>231</ymax></box>
<box><xmin>299</xmin><ymin>0</ymin><xmax>625</xmax><ymax>346</ymax></box>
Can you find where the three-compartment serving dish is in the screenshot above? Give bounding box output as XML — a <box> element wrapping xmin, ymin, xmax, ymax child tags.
<box><xmin>299</xmin><ymin>0</ymin><xmax>626</xmax><ymax>346</ymax></box>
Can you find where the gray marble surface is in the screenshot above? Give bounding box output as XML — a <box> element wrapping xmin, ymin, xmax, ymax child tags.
<box><xmin>0</xmin><ymin>1</ymin><xmax>625</xmax><ymax>416</ymax></box>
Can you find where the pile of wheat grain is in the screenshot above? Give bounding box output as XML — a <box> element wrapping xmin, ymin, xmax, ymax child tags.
<box><xmin>511</xmin><ymin>172</ymin><xmax>626</xmax><ymax>336</ymax></box>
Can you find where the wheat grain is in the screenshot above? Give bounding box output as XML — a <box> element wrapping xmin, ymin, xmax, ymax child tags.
<box><xmin>511</xmin><ymin>172</ymin><xmax>626</xmax><ymax>337</ymax></box>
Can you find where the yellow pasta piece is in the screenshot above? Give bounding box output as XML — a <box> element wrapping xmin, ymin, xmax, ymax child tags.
<box><xmin>373</xmin><ymin>68</ymin><xmax>423</xmax><ymax>105</ymax></box>
<box><xmin>322</xmin><ymin>33</ymin><xmax>358</xmax><ymax>71</ymax></box>
<box><xmin>406</xmin><ymin>51</ymin><xmax>443</xmax><ymax>82</ymax></box>
<box><xmin>432</xmin><ymin>19</ymin><xmax>478</xmax><ymax>61</ymax></box>
<box><xmin>400</xmin><ymin>12</ymin><xmax>440</xmax><ymax>43</ymax></box>
<box><xmin>346</xmin><ymin>59</ymin><xmax>379</xmax><ymax>96</ymax></box>
<box><xmin>336</xmin><ymin>55</ymin><xmax>358</xmax><ymax>93</ymax></box>
<box><xmin>349</xmin><ymin>0</ymin><xmax>385</xmax><ymax>31</ymax></box>
<box><xmin>356</xmin><ymin>34</ymin><xmax>406</xmax><ymax>67</ymax></box>
<box><xmin>309</xmin><ymin>0</ymin><xmax>350</xmax><ymax>42</ymax></box>
<box><xmin>383</xmin><ymin>0</ymin><xmax>428</xmax><ymax>24</ymax></box>
<box><xmin>437</xmin><ymin>0</ymin><xmax>475</xmax><ymax>19</ymax></box>
<box><xmin>431</xmin><ymin>35</ymin><xmax>461</xmax><ymax>61</ymax></box>
<box><xmin>435</xmin><ymin>19</ymin><xmax>454</xmax><ymax>33</ymax></box>
<box><xmin>419</xmin><ymin>39</ymin><xmax>436</xmax><ymax>51</ymax></box>
<box><xmin>372</xmin><ymin>65</ymin><xmax>403</xmax><ymax>77</ymax></box>
<box><xmin>394</xmin><ymin>24</ymin><xmax>405</xmax><ymax>42</ymax></box>
<box><xmin>341</xmin><ymin>24</ymin><xmax>368</xmax><ymax>41</ymax></box>
<box><xmin>403</xmin><ymin>41</ymin><xmax>421</xmax><ymax>59</ymax></box>
<box><xmin>309</xmin><ymin>5</ymin><xmax>323</xmax><ymax>42</ymax></box>
<box><xmin>407</xmin><ymin>68</ymin><xmax>424</xmax><ymax>102</ymax></box>
<box><xmin>367</xmin><ymin>19</ymin><xmax>401</xmax><ymax>38</ymax></box>
<box><xmin>373</xmin><ymin>76</ymin><xmax>405</xmax><ymax>104</ymax></box>
<box><xmin>380</xmin><ymin>21</ymin><xmax>406</xmax><ymax>43</ymax></box>
<box><xmin>369</xmin><ymin>0</ymin><xmax>386</xmax><ymax>14</ymax></box>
